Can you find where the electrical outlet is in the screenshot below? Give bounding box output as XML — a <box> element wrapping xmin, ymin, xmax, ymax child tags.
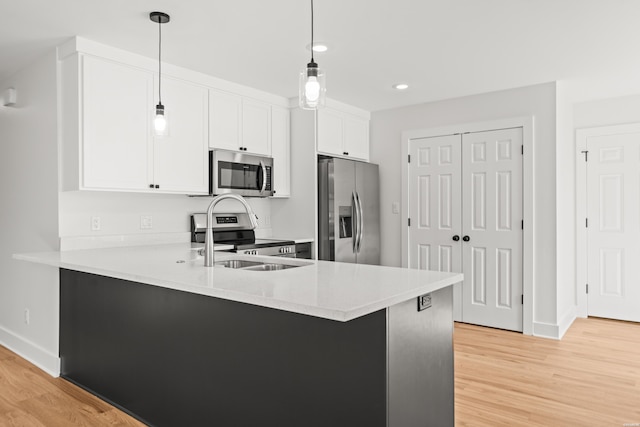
<box><xmin>91</xmin><ymin>216</ymin><xmax>101</xmax><ymax>231</ymax></box>
<box><xmin>417</xmin><ymin>293</ymin><xmax>432</xmax><ymax>311</ymax></box>
<box><xmin>264</xmin><ymin>215</ymin><xmax>271</xmax><ymax>227</ymax></box>
<box><xmin>392</xmin><ymin>202</ymin><xmax>400</xmax><ymax>214</ymax></box>
<box><xmin>140</xmin><ymin>215</ymin><xmax>153</xmax><ymax>229</ymax></box>
<box><xmin>24</xmin><ymin>308</ymin><xmax>30</xmax><ymax>325</ymax></box>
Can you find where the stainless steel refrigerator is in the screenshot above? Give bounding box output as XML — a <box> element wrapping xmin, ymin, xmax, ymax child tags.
<box><xmin>318</xmin><ymin>157</ymin><xmax>380</xmax><ymax>265</ymax></box>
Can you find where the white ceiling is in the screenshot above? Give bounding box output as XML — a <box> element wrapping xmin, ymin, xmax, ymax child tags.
<box><xmin>2</xmin><ymin>0</ymin><xmax>640</xmax><ymax>111</ymax></box>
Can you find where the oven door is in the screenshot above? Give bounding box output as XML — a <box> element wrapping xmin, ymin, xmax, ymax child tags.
<box><xmin>210</xmin><ymin>150</ymin><xmax>273</xmax><ymax>197</ymax></box>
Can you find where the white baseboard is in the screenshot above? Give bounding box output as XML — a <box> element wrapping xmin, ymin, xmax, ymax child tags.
<box><xmin>558</xmin><ymin>306</ymin><xmax>577</xmax><ymax>339</ymax></box>
<box><xmin>533</xmin><ymin>307</ymin><xmax>578</xmax><ymax>340</ymax></box>
<box><xmin>0</xmin><ymin>326</ymin><xmax>60</xmax><ymax>377</ymax></box>
<box><xmin>532</xmin><ymin>321</ymin><xmax>561</xmax><ymax>340</ymax></box>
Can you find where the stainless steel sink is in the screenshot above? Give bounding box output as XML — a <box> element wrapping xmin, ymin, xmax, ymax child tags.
<box><xmin>214</xmin><ymin>259</ymin><xmax>264</xmax><ymax>269</ymax></box>
<box><xmin>214</xmin><ymin>258</ymin><xmax>307</xmax><ymax>271</ymax></box>
<box><xmin>241</xmin><ymin>263</ymin><xmax>297</xmax><ymax>271</ymax></box>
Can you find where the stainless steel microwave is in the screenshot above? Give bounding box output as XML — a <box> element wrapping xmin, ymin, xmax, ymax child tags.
<box><xmin>209</xmin><ymin>150</ymin><xmax>274</xmax><ymax>197</ymax></box>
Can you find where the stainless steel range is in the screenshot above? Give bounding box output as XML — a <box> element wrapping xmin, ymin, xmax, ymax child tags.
<box><xmin>190</xmin><ymin>213</ymin><xmax>296</xmax><ymax>257</ymax></box>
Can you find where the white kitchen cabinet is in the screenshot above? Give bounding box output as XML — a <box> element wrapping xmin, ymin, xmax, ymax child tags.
<box><xmin>79</xmin><ymin>55</ymin><xmax>154</xmax><ymax>191</ymax></box>
<box><xmin>209</xmin><ymin>91</ymin><xmax>271</xmax><ymax>156</ymax></box>
<box><xmin>242</xmin><ymin>99</ymin><xmax>271</xmax><ymax>156</ymax></box>
<box><xmin>317</xmin><ymin>107</ymin><xmax>370</xmax><ymax>161</ymax></box>
<box><xmin>209</xmin><ymin>89</ymin><xmax>241</xmax><ymax>151</ymax></box>
<box><xmin>61</xmin><ymin>54</ymin><xmax>209</xmax><ymax>194</ymax></box>
<box><xmin>271</xmin><ymin>106</ymin><xmax>290</xmax><ymax>198</ymax></box>
<box><xmin>152</xmin><ymin>76</ymin><xmax>209</xmax><ymax>194</ymax></box>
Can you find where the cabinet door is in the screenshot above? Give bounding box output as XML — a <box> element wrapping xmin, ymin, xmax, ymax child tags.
<box><xmin>344</xmin><ymin>115</ymin><xmax>370</xmax><ymax>161</ymax></box>
<box><xmin>82</xmin><ymin>55</ymin><xmax>154</xmax><ymax>190</ymax></box>
<box><xmin>209</xmin><ymin>89</ymin><xmax>241</xmax><ymax>150</ymax></box>
<box><xmin>271</xmin><ymin>106</ymin><xmax>290</xmax><ymax>197</ymax></box>
<box><xmin>317</xmin><ymin>108</ymin><xmax>344</xmax><ymax>156</ymax></box>
<box><xmin>153</xmin><ymin>77</ymin><xmax>209</xmax><ymax>194</ymax></box>
<box><xmin>242</xmin><ymin>99</ymin><xmax>271</xmax><ymax>155</ymax></box>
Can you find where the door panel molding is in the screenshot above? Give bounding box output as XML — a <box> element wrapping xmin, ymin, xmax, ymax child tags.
<box><xmin>402</xmin><ymin>116</ymin><xmax>534</xmax><ymax>336</ymax></box>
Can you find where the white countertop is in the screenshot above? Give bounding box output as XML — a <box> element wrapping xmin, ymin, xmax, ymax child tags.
<box><xmin>14</xmin><ymin>244</ymin><xmax>462</xmax><ymax>322</ymax></box>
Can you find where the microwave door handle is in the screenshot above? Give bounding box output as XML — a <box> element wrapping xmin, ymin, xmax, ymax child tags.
<box><xmin>259</xmin><ymin>161</ymin><xmax>267</xmax><ymax>194</ymax></box>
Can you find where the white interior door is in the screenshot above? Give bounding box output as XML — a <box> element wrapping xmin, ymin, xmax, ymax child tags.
<box><xmin>461</xmin><ymin>129</ymin><xmax>523</xmax><ymax>331</ymax></box>
<box><xmin>586</xmin><ymin>132</ymin><xmax>640</xmax><ymax>322</ymax></box>
<box><xmin>408</xmin><ymin>135</ymin><xmax>463</xmax><ymax>320</ymax></box>
<box><xmin>408</xmin><ymin>128</ymin><xmax>523</xmax><ymax>331</ymax></box>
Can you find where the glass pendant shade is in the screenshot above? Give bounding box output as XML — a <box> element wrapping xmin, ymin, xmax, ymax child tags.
<box><xmin>299</xmin><ymin>62</ymin><xmax>326</xmax><ymax>110</ymax></box>
<box><xmin>154</xmin><ymin>103</ymin><xmax>168</xmax><ymax>136</ymax></box>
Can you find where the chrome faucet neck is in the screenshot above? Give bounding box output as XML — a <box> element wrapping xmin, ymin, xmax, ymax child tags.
<box><xmin>204</xmin><ymin>194</ymin><xmax>258</xmax><ymax>267</ymax></box>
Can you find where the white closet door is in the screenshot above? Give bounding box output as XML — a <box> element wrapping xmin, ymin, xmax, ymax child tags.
<box><xmin>408</xmin><ymin>135</ymin><xmax>463</xmax><ymax>319</ymax></box>
<box><xmin>461</xmin><ymin>128</ymin><xmax>523</xmax><ymax>331</ymax></box>
<box><xmin>587</xmin><ymin>132</ymin><xmax>640</xmax><ymax>322</ymax></box>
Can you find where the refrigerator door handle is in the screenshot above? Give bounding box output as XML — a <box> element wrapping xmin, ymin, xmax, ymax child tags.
<box><xmin>351</xmin><ymin>191</ymin><xmax>358</xmax><ymax>253</ymax></box>
<box><xmin>355</xmin><ymin>191</ymin><xmax>364</xmax><ymax>253</ymax></box>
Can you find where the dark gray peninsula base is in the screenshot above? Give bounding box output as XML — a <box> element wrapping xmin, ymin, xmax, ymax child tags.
<box><xmin>60</xmin><ymin>269</ymin><xmax>453</xmax><ymax>427</ymax></box>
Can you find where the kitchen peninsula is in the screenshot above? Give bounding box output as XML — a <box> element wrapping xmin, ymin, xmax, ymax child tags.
<box><xmin>15</xmin><ymin>244</ymin><xmax>462</xmax><ymax>427</ymax></box>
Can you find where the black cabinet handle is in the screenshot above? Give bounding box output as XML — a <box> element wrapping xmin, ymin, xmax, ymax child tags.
<box><xmin>155</xmin><ymin>184</ymin><xmax>160</xmax><ymax>189</ymax></box>
<box><xmin>462</xmin><ymin>235</ymin><xmax>470</xmax><ymax>242</ymax></box>
<box><xmin>149</xmin><ymin>184</ymin><xmax>154</xmax><ymax>188</ymax></box>
<box><xmin>452</xmin><ymin>235</ymin><xmax>460</xmax><ymax>241</ymax></box>
<box><xmin>343</xmin><ymin>151</ymin><xmax>349</xmax><ymax>156</ymax></box>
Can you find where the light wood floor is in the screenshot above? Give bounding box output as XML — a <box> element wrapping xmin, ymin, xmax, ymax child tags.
<box><xmin>1</xmin><ymin>317</ymin><xmax>638</xmax><ymax>426</ymax></box>
<box><xmin>455</xmin><ymin>317</ymin><xmax>640</xmax><ymax>426</ymax></box>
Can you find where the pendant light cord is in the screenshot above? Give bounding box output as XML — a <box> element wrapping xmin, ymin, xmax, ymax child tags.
<box><xmin>158</xmin><ymin>18</ymin><xmax>162</xmax><ymax>104</ymax></box>
<box><xmin>310</xmin><ymin>0</ymin><xmax>315</xmax><ymax>63</ymax></box>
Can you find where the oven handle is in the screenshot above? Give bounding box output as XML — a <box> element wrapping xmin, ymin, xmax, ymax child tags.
<box><xmin>259</xmin><ymin>161</ymin><xmax>267</xmax><ymax>194</ymax></box>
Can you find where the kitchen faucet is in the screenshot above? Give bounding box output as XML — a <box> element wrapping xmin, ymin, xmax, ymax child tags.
<box><xmin>204</xmin><ymin>193</ymin><xmax>259</xmax><ymax>267</ymax></box>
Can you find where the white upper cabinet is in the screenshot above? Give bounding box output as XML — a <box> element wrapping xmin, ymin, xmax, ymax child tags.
<box><xmin>152</xmin><ymin>76</ymin><xmax>209</xmax><ymax>194</ymax></box>
<box><xmin>343</xmin><ymin>114</ymin><xmax>370</xmax><ymax>160</ymax></box>
<box><xmin>317</xmin><ymin>106</ymin><xmax>370</xmax><ymax>161</ymax></box>
<box><xmin>61</xmin><ymin>54</ymin><xmax>209</xmax><ymax>194</ymax></box>
<box><xmin>59</xmin><ymin>37</ymin><xmax>288</xmax><ymax>196</ymax></box>
<box><xmin>316</xmin><ymin>108</ymin><xmax>344</xmax><ymax>156</ymax></box>
<box><xmin>242</xmin><ymin>99</ymin><xmax>271</xmax><ymax>156</ymax></box>
<box><xmin>271</xmin><ymin>106</ymin><xmax>290</xmax><ymax>198</ymax></box>
<box><xmin>78</xmin><ymin>55</ymin><xmax>154</xmax><ymax>191</ymax></box>
<box><xmin>209</xmin><ymin>91</ymin><xmax>272</xmax><ymax>156</ymax></box>
<box><xmin>209</xmin><ymin>89</ymin><xmax>241</xmax><ymax>151</ymax></box>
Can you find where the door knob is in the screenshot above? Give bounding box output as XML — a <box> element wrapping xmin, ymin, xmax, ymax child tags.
<box><xmin>452</xmin><ymin>235</ymin><xmax>460</xmax><ymax>241</ymax></box>
<box><xmin>463</xmin><ymin>235</ymin><xmax>470</xmax><ymax>242</ymax></box>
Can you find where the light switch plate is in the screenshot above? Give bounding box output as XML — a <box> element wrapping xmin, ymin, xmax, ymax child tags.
<box><xmin>392</xmin><ymin>202</ymin><xmax>400</xmax><ymax>214</ymax></box>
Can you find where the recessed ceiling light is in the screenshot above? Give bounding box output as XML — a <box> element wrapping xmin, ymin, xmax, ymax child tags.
<box><xmin>306</xmin><ymin>42</ymin><xmax>329</xmax><ymax>53</ymax></box>
<box><xmin>393</xmin><ymin>83</ymin><xmax>409</xmax><ymax>90</ymax></box>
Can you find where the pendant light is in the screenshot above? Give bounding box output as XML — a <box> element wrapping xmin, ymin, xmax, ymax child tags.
<box><xmin>150</xmin><ymin>11</ymin><xmax>170</xmax><ymax>136</ymax></box>
<box><xmin>299</xmin><ymin>0</ymin><xmax>326</xmax><ymax>109</ymax></box>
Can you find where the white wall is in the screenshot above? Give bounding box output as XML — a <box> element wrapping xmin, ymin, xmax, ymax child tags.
<box><xmin>370</xmin><ymin>82</ymin><xmax>561</xmax><ymax>334</ymax></box>
<box><xmin>555</xmin><ymin>81</ymin><xmax>577</xmax><ymax>338</ymax></box>
<box><xmin>574</xmin><ymin>94</ymin><xmax>640</xmax><ymax>129</ymax></box>
<box><xmin>0</xmin><ymin>52</ymin><xmax>60</xmax><ymax>375</ymax></box>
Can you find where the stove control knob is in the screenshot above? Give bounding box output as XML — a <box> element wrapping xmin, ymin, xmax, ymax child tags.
<box><xmin>253</xmin><ymin>250</ymin><xmax>257</xmax><ymax>255</ymax></box>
